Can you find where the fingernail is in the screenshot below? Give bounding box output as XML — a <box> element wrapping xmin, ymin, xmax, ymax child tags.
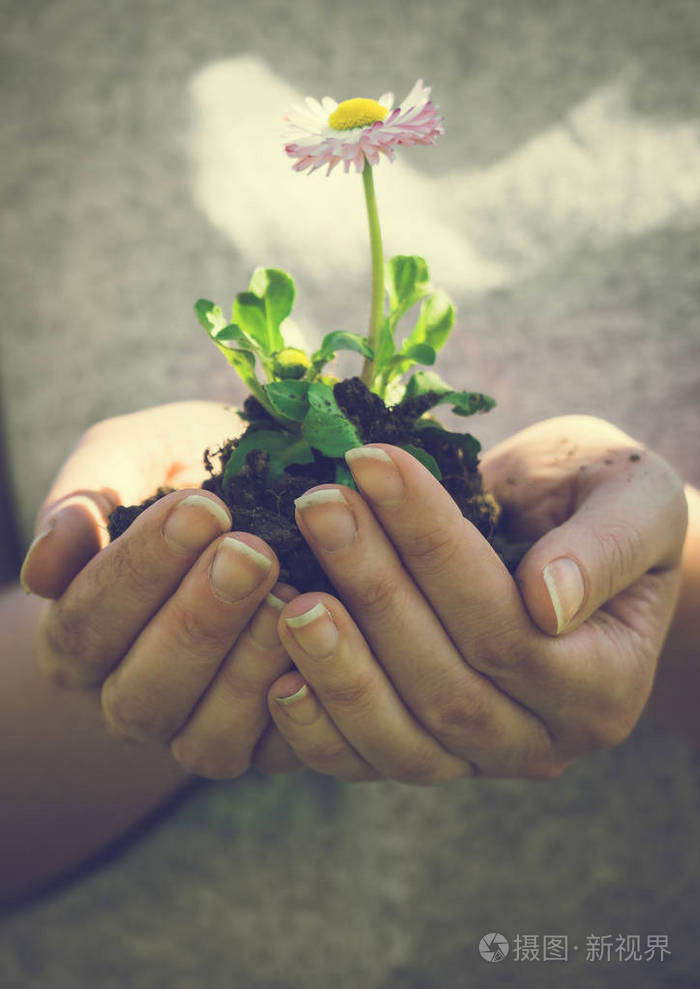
<box><xmin>285</xmin><ymin>601</ymin><xmax>338</xmax><ymax>657</ymax></box>
<box><xmin>163</xmin><ymin>494</ymin><xmax>230</xmax><ymax>553</ymax></box>
<box><xmin>248</xmin><ymin>593</ymin><xmax>286</xmax><ymax>648</ymax></box>
<box><xmin>19</xmin><ymin>520</ymin><xmax>57</xmax><ymax>594</ymax></box>
<box><xmin>274</xmin><ymin>683</ymin><xmax>319</xmax><ymax>725</ymax></box>
<box><xmin>294</xmin><ymin>489</ymin><xmax>357</xmax><ymax>551</ymax></box>
<box><xmin>210</xmin><ymin>535</ymin><xmax>273</xmax><ymax>602</ymax></box>
<box><xmin>543</xmin><ymin>557</ymin><xmax>585</xmax><ymax>634</ymax></box>
<box><xmin>344</xmin><ymin>447</ymin><xmax>404</xmax><ymax>505</ymax></box>
<box><xmin>275</xmin><ymin>684</ymin><xmax>309</xmax><ymax>706</ymax></box>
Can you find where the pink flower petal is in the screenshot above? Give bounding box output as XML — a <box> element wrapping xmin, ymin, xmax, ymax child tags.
<box><xmin>283</xmin><ymin>80</ymin><xmax>443</xmax><ymax>175</ymax></box>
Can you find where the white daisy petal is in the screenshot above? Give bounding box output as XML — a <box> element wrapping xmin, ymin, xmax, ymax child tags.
<box><xmin>304</xmin><ymin>96</ymin><xmax>326</xmax><ymax>116</ymax></box>
<box><xmin>400</xmin><ymin>79</ymin><xmax>430</xmax><ymax>110</ymax></box>
<box><xmin>284</xmin><ymin>79</ymin><xmax>443</xmax><ymax>175</ymax></box>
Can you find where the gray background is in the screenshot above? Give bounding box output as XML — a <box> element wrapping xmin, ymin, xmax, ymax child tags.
<box><xmin>1</xmin><ymin>0</ymin><xmax>699</xmax><ymax>986</ymax></box>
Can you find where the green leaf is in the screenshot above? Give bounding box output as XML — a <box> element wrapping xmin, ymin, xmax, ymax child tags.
<box><xmin>312</xmin><ymin>331</ymin><xmax>374</xmax><ymax>365</ymax></box>
<box><xmin>402</xmin><ymin>290</ymin><xmax>455</xmax><ymax>356</ymax></box>
<box><xmin>373</xmin><ymin>316</ymin><xmax>396</xmax><ymax>370</ymax></box>
<box><xmin>301</xmin><ymin>381</ymin><xmax>363</xmax><ymax>457</ymax></box>
<box><xmin>334</xmin><ymin>462</ymin><xmax>358</xmax><ymax>490</ymax></box>
<box><xmin>206</xmin><ymin>342</ymin><xmax>256</xmax><ymax>385</ymax></box>
<box><xmin>195</xmin><ymin>299</ymin><xmax>228</xmax><ymax>335</ymax></box>
<box><xmin>371</xmin><ymin>276</ymin><xmax>454</xmax><ymax>395</ymax></box>
<box><xmin>223</xmin><ymin>429</ymin><xmax>314</xmax><ymax>486</ymax></box>
<box><xmin>385</xmin><ymin>255</ymin><xmax>430</xmax><ymax>310</ymax></box>
<box><xmin>233</xmin><ymin>292</ymin><xmax>270</xmax><ymax>353</ymax></box>
<box><xmin>441</xmin><ymin>391</ymin><xmax>496</xmax><ymax>416</ymax></box>
<box><xmin>373</xmin><ymin>340</ymin><xmax>437</xmax><ymax>401</ymax></box>
<box><xmin>196</xmin><ymin>299</ymin><xmax>267</xmax><ymax>399</ymax></box>
<box><xmin>214</xmin><ymin>322</ymin><xmax>257</xmax><ymax>348</ymax></box>
<box><xmin>403</xmin><ymin>370</ymin><xmax>496</xmax><ymax>416</ymax></box>
<box><xmin>195</xmin><ymin>297</ymin><xmax>282</xmax><ymax>424</ymax></box>
<box><xmin>264</xmin><ymin>380</ymin><xmax>310</xmax><ymax>422</ymax></box>
<box><xmin>248</xmin><ymin>268</ymin><xmax>295</xmax><ymax>353</ymax></box>
<box><xmin>397</xmin><ymin>343</ymin><xmax>436</xmax><ymax>366</ymax></box>
<box><xmin>400</xmin><ymin>444</ymin><xmax>442</xmax><ymax>480</ymax></box>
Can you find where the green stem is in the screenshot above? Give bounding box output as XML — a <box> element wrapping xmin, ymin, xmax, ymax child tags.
<box><xmin>360</xmin><ymin>162</ymin><xmax>384</xmax><ymax>388</ymax></box>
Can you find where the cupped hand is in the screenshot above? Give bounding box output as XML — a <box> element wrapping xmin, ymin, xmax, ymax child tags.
<box><xmin>20</xmin><ymin>402</ymin><xmax>302</xmax><ymax>778</ymax></box>
<box><xmin>262</xmin><ymin>416</ymin><xmax>687</xmax><ymax>783</ymax></box>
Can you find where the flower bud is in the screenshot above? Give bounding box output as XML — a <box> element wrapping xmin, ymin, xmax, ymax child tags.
<box><xmin>272</xmin><ymin>347</ymin><xmax>311</xmax><ymax>380</ymax></box>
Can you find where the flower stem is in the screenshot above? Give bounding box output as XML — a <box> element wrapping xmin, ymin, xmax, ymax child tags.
<box><xmin>360</xmin><ymin>162</ymin><xmax>384</xmax><ymax>388</ymax></box>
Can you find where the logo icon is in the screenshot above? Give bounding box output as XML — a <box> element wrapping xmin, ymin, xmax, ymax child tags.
<box><xmin>479</xmin><ymin>932</ymin><xmax>510</xmax><ymax>963</ymax></box>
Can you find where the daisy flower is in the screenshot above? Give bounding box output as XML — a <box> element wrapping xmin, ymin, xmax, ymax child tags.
<box><xmin>284</xmin><ymin>80</ymin><xmax>444</xmax><ymax>388</ymax></box>
<box><xmin>284</xmin><ymin>79</ymin><xmax>444</xmax><ymax>176</ymax></box>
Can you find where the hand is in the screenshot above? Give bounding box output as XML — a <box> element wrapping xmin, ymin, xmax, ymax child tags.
<box><xmin>21</xmin><ymin>402</ymin><xmax>302</xmax><ymax>778</ymax></box>
<box><xmin>262</xmin><ymin>416</ymin><xmax>687</xmax><ymax>783</ymax></box>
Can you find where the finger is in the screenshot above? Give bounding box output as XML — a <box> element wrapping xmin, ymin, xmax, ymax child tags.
<box><xmin>100</xmin><ymin>533</ymin><xmax>279</xmax><ymax>743</ymax></box>
<box><xmin>278</xmin><ymin>593</ymin><xmax>472</xmax><ymax>785</ymax></box>
<box><xmin>339</xmin><ymin>446</ymin><xmax>630</xmax><ymax>760</ymax></box>
<box><xmin>39</xmin><ymin>490</ymin><xmax>232</xmax><ymax>687</ymax></box>
<box><xmin>342</xmin><ymin>444</ymin><xmax>533</xmax><ymax>653</ymax></box>
<box><xmin>269</xmin><ymin>672</ymin><xmax>380</xmax><ymax>782</ymax></box>
<box><xmin>515</xmin><ymin>446</ymin><xmax>687</xmax><ymax>635</ymax></box>
<box><xmin>22</xmin><ymin>401</ymin><xmax>246</xmax><ymax>598</ymax></box>
<box><xmin>20</xmin><ymin>493</ymin><xmax>117</xmax><ymax>598</ymax></box>
<box><xmin>169</xmin><ymin>585</ymin><xmax>298</xmax><ymax>778</ymax></box>
<box><xmin>252</xmin><ymin>722</ymin><xmax>305</xmax><ymax>776</ymax></box>
<box><xmin>293</xmin><ymin>481</ymin><xmax>554</xmax><ymax>774</ymax></box>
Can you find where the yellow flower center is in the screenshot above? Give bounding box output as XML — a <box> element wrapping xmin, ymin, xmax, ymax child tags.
<box><xmin>328</xmin><ymin>98</ymin><xmax>389</xmax><ymax>131</ymax></box>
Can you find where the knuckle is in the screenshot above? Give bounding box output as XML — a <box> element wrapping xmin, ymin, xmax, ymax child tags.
<box><xmin>301</xmin><ymin>737</ymin><xmax>354</xmax><ymax>774</ymax></box>
<box><xmin>337</xmin><ymin>766</ymin><xmax>380</xmax><ymax>783</ymax></box>
<box><xmin>596</xmin><ymin>521</ymin><xmax>643</xmax><ymax>595</ymax></box>
<box><xmin>168</xmin><ymin>597</ymin><xmax>226</xmax><ymax>655</ymax></box>
<box><xmin>389</xmin><ymin>746</ymin><xmax>444</xmax><ymax>786</ymax></box>
<box><xmin>101</xmin><ymin>679</ymin><xmax>161</xmax><ymax>742</ymax></box>
<box><xmin>522</xmin><ymin>758</ymin><xmax>570</xmax><ymax>781</ymax></box>
<box><xmin>37</xmin><ymin>653</ymin><xmax>67</xmax><ymax>687</ymax></box>
<box><xmin>217</xmin><ymin>662</ymin><xmax>267</xmax><ymax>706</ymax></box>
<box><xmin>427</xmin><ymin>677</ymin><xmax>496</xmax><ymax>754</ymax></box>
<box><xmin>402</xmin><ymin>522</ymin><xmax>463</xmax><ymax>577</ymax></box>
<box><xmin>171</xmin><ymin>737</ymin><xmax>250</xmax><ymax>780</ymax></box>
<box><xmin>321</xmin><ymin>672</ymin><xmax>377</xmax><ymax>715</ymax></box>
<box><xmin>349</xmin><ymin>568</ymin><xmax>402</xmax><ymax>623</ymax></box>
<box><xmin>39</xmin><ymin>601</ymin><xmax>105</xmax><ymax>686</ymax></box>
<box><xmin>472</xmin><ymin>627</ymin><xmax>534</xmax><ymax>680</ymax></box>
<box><xmin>110</xmin><ymin>540</ymin><xmax>166</xmax><ymax>601</ymax></box>
<box><xmin>37</xmin><ymin>652</ymin><xmax>85</xmax><ymax>690</ymax></box>
<box><xmin>252</xmin><ymin>737</ymin><xmax>302</xmax><ymax>776</ymax></box>
<box><xmin>40</xmin><ymin>600</ymin><xmax>83</xmax><ymax>663</ymax></box>
<box><xmin>575</xmin><ymin>713</ymin><xmax>633</xmax><ymax>753</ymax></box>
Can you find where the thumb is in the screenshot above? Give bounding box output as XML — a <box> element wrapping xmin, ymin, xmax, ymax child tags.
<box><xmin>516</xmin><ymin>450</ymin><xmax>687</xmax><ymax>636</ymax></box>
<box><xmin>20</xmin><ymin>490</ymin><xmax>119</xmax><ymax>599</ymax></box>
<box><xmin>20</xmin><ymin>401</ymin><xmax>244</xmax><ymax>599</ymax></box>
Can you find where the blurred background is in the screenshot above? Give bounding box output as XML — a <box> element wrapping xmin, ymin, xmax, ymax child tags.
<box><xmin>1</xmin><ymin>1</ymin><xmax>699</xmax><ymax>986</ymax></box>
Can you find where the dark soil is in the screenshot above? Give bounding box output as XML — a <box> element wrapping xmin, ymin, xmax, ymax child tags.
<box><xmin>108</xmin><ymin>378</ymin><xmax>528</xmax><ymax>592</ymax></box>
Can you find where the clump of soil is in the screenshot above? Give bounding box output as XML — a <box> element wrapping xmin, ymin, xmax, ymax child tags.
<box><xmin>108</xmin><ymin>377</ymin><xmax>526</xmax><ymax>592</ymax></box>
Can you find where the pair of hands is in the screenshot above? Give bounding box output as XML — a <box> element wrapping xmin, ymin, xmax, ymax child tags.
<box><xmin>21</xmin><ymin>401</ymin><xmax>687</xmax><ymax>784</ymax></box>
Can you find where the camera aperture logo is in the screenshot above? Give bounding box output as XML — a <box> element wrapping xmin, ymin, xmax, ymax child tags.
<box><xmin>479</xmin><ymin>933</ymin><xmax>509</xmax><ymax>963</ymax></box>
<box><xmin>478</xmin><ymin>931</ymin><xmax>671</xmax><ymax>965</ymax></box>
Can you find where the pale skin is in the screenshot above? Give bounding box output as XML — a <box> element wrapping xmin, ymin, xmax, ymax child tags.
<box><xmin>2</xmin><ymin>401</ymin><xmax>697</xmax><ymax>902</ymax></box>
